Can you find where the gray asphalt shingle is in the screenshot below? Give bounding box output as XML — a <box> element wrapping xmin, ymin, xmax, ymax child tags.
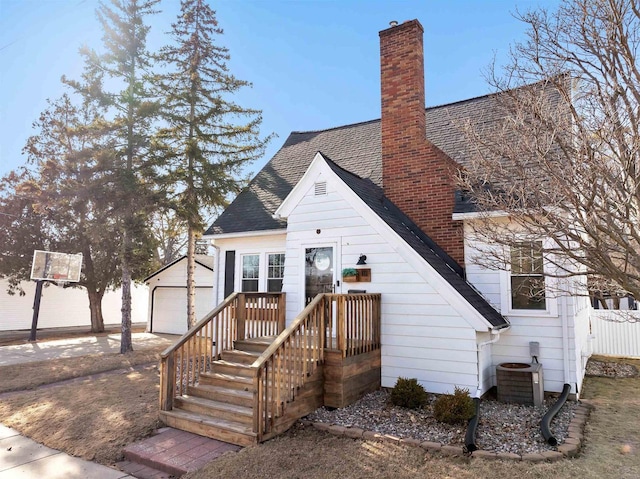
<box><xmin>205</xmin><ymin>92</ymin><xmax>508</xmax><ymax>236</ymax></box>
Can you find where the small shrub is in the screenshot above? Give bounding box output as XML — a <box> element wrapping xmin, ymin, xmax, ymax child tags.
<box><xmin>432</xmin><ymin>386</ymin><xmax>476</xmax><ymax>425</ymax></box>
<box><xmin>389</xmin><ymin>377</ymin><xmax>428</xmax><ymax>409</ymax></box>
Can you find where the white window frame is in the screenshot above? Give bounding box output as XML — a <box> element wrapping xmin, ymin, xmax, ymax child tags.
<box><xmin>236</xmin><ymin>250</ymin><xmax>286</xmax><ymax>293</ymax></box>
<box><xmin>267</xmin><ymin>252</ymin><xmax>285</xmax><ymax>293</ymax></box>
<box><xmin>240</xmin><ymin>254</ymin><xmax>260</xmax><ymax>292</ymax></box>
<box><xmin>500</xmin><ymin>238</ymin><xmax>558</xmax><ymax>317</ymax></box>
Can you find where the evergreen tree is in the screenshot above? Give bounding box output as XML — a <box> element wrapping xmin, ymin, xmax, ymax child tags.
<box><xmin>154</xmin><ymin>0</ymin><xmax>270</xmax><ymax>328</ymax></box>
<box><xmin>65</xmin><ymin>0</ymin><xmax>160</xmax><ymax>352</ymax></box>
<box><xmin>14</xmin><ymin>94</ymin><xmax>124</xmax><ymax>332</ymax></box>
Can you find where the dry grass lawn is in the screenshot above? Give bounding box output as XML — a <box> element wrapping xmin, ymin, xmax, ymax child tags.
<box><xmin>184</xmin><ymin>359</ymin><xmax>640</xmax><ymax>479</ymax></box>
<box><xmin>0</xmin><ymin>348</ymin><xmax>163</xmax><ymax>393</ymax></box>
<box><xmin>0</xmin><ymin>349</ymin><xmax>638</xmax><ymax>477</ymax></box>
<box><xmin>0</xmin><ymin>343</ymin><xmax>166</xmax><ymax>465</ymax></box>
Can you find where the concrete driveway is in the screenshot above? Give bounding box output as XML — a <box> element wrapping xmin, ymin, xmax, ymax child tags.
<box><xmin>0</xmin><ymin>332</ymin><xmax>177</xmax><ymax>367</ymax></box>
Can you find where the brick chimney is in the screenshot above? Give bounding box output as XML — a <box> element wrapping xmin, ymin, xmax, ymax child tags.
<box><xmin>380</xmin><ymin>20</ymin><xmax>464</xmax><ymax>266</ymax></box>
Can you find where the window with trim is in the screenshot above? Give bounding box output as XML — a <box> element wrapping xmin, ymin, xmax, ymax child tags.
<box><xmin>267</xmin><ymin>253</ymin><xmax>285</xmax><ymax>292</ymax></box>
<box><xmin>241</xmin><ymin>254</ymin><xmax>259</xmax><ymax>292</ymax></box>
<box><xmin>510</xmin><ymin>241</ymin><xmax>546</xmax><ymax>310</ymax></box>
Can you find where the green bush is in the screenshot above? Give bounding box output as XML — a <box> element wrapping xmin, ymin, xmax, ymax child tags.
<box><xmin>432</xmin><ymin>387</ymin><xmax>476</xmax><ymax>425</ymax></box>
<box><xmin>389</xmin><ymin>377</ymin><xmax>428</xmax><ymax>409</ymax></box>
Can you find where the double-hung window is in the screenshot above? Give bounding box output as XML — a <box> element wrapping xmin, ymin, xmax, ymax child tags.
<box><xmin>510</xmin><ymin>241</ymin><xmax>546</xmax><ymax>310</ymax></box>
<box><xmin>241</xmin><ymin>254</ymin><xmax>259</xmax><ymax>292</ymax></box>
<box><xmin>267</xmin><ymin>253</ymin><xmax>285</xmax><ymax>292</ymax></box>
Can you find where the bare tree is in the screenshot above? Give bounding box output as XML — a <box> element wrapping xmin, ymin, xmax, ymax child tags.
<box><xmin>458</xmin><ymin>0</ymin><xmax>640</xmax><ymax>313</ymax></box>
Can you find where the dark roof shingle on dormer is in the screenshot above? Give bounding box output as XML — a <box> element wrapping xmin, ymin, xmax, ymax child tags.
<box><xmin>205</xmin><ymin>92</ymin><xmax>506</xmax><ymax>236</ymax></box>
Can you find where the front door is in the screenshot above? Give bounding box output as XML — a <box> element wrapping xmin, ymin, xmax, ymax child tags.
<box><xmin>305</xmin><ymin>246</ymin><xmax>334</xmax><ymax>305</ymax></box>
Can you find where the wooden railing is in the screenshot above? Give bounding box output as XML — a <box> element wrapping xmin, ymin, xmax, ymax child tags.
<box><xmin>251</xmin><ymin>293</ymin><xmax>380</xmax><ymax>440</ymax></box>
<box><xmin>159</xmin><ymin>292</ymin><xmax>286</xmax><ymax>411</ymax></box>
<box><xmin>325</xmin><ymin>293</ymin><xmax>382</xmax><ymax>357</ymax></box>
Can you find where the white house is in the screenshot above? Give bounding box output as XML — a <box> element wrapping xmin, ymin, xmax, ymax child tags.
<box><xmin>202</xmin><ymin>20</ymin><xmax>592</xmax><ymax>398</ymax></box>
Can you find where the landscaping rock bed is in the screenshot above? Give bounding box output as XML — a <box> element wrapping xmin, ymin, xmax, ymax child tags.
<box><xmin>305</xmin><ymin>389</ymin><xmax>579</xmax><ymax>456</ymax></box>
<box><xmin>586</xmin><ymin>359</ymin><xmax>638</xmax><ymax>378</ymax></box>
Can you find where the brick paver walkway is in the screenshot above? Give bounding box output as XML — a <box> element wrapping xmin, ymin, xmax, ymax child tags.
<box><xmin>119</xmin><ymin>428</ymin><xmax>241</xmax><ymax>478</ymax></box>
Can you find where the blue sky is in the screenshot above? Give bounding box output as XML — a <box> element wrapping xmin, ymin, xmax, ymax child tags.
<box><xmin>0</xmin><ymin>0</ymin><xmax>560</xmax><ymax>179</ymax></box>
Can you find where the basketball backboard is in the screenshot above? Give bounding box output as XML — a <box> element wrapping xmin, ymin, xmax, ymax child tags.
<box><xmin>30</xmin><ymin>250</ymin><xmax>83</xmax><ymax>282</ymax></box>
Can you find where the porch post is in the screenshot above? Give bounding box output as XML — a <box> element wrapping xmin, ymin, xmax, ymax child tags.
<box><xmin>237</xmin><ymin>293</ymin><xmax>246</xmax><ymax>340</ymax></box>
<box><xmin>277</xmin><ymin>293</ymin><xmax>286</xmax><ymax>333</ymax></box>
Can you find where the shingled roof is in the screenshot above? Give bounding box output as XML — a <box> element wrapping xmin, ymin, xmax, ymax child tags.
<box><xmin>320</xmin><ymin>153</ymin><xmax>508</xmax><ymax>329</ymax></box>
<box><xmin>205</xmin><ymin>92</ymin><xmax>505</xmax><ymax>236</ymax></box>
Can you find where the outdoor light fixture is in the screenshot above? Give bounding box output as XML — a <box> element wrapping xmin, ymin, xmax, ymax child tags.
<box><xmin>356</xmin><ymin>254</ymin><xmax>367</xmax><ymax>265</ymax></box>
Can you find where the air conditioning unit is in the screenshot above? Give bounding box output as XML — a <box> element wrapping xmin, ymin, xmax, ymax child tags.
<box><xmin>496</xmin><ymin>362</ymin><xmax>544</xmax><ymax>407</ymax></box>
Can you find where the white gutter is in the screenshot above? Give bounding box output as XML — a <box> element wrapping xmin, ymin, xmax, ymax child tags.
<box><xmin>204</xmin><ymin>228</ymin><xmax>287</xmax><ymax>241</ymax></box>
<box><xmin>475</xmin><ymin>326</ymin><xmax>511</xmax><ymax>398</ymax></box>
<box><xmin>452</xmin><ymin>210</ymin><xmax>508</xmax><ymax>221</ymax></box>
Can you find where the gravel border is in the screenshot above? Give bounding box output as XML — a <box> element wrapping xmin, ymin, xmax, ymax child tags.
<box><xmin>303</xmin><ymin>390</ymin><xmax>593</xmax><ymax>461</ymax></box>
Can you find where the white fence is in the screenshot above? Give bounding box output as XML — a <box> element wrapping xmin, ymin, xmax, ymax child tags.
<box><xmin>591</xmin><ymin>310</ymin><xmax>640</xmax><ymax>358</ymax></box>
<box><xmin>0</xmin><ymin>279</ymin><xmax>149</xmax><ymax>331</ymax></box>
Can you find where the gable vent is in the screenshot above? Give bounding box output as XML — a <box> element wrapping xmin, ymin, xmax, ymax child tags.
<box><xmin>314</xmin><ymin>181</ymin><xmax>327</xmax><ymax>196</ymax></box>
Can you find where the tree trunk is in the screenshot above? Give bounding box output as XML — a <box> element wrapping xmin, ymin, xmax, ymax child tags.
<box><xmin>87</xmin><ymin>288</ymin><xmax>105</xmax><ymax>333</ymax></box>
<box><xmin>120</xmin><ymin>230</ymin><xmax>133</xmax><ymax>353</ymax></box>
<box><xmin>186</xmin><ymin>226</ymin><xmax>196</xmax><ymax>329</ymax></box>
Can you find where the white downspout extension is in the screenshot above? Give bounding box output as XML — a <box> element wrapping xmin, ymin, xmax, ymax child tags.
<box><xmin>475</xmin><ymin>325</ymin><xmax>510</xmax><ymax>398</ymax></box>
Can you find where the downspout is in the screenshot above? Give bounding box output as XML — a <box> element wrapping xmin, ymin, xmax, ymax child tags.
<box><xmin>467</xmin><ymin>325</ymin><xmax>509</xmax><ymax>453</ymax></box>
<box><xmin>212</xmin><ymin>244</ymin><xmax>220</xmax><ymax>306</ymax></box>
<box><xmin>560</xmin><ymin>291</ymin><xmax>572</xmax><ymax>392</ymax></box>
<box><xmin>475</xmin><ymin>325</ymin><xmax>510</xmax><ymax>398</ymax></box>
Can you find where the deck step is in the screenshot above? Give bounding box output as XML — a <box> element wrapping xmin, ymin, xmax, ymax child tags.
<box><xmin>159</xmin><ymin>409</ymin><xmax>257</xmax><ymax>447</ymax></box>
<box><xmin>220</xmin><ymin>349</ymin><xmax>261</xmax><ymax>365</ymax></box>
<box><xmin>199</xmin><ymin>371</ymin><xmax>253</xmax><ymax>391</ymax></box>
<box><xmin>188</xmin><ymin>383</ymin><xmax>254</xmax><ymax>408</ymax></box>
<box><xmin>211</xmin><ymin>360</ymin><xmax>253</xmax><ymax>377</ymax></box>
<box><xmin>174</xmin><ymin>395</ymin><xmax>253</xmax><ymax>425</ymax></box>
<box><xmin>234</xmin><ymin>336</ymin><xmax>275</xmax><ymax>353</ymax></box>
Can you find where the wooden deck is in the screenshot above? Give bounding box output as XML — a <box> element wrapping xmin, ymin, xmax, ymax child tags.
<box><xmin>159</xmin><ymin>292</ymin><xmax>381</xmax><ymax>445</ymax></box>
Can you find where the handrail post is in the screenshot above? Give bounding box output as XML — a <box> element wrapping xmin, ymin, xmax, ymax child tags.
<box><xmin>160</xmin><ymin>353</ymin><xmax>175</xmax><ymax>411</ymax></box>
<box><xmin>277</xmin><ymin>293</ymin><xmax>286</xmax><ymax>333</ymax></box>
<box><xmin>237</xmin><ymin>293</ymin><xmax>246</xmax><ymax>340</ymax></box>
<box><xmin>253</xmin><ymin>368</ymin><xmax>261</xmax><ymax>440</ymax></box>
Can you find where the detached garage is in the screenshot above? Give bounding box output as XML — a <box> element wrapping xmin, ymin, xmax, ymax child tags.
<box><xmin>145</xmin><ymin>255</ymin><xmax>214</xmax><ymax>335</ymax></box>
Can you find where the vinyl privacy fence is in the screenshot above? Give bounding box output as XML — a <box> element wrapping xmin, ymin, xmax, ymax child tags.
<box><xmin>591</xmin><ymin>310</ymin><xmax>640</xmax><ymax>358</ymax></box>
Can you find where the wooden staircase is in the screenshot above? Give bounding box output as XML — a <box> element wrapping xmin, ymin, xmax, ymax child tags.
<box><xmin>160</xmin><ymin>337</ymin><xmax>273</xmax><ymax>446</ymax></box>
<box><xmin>159</xmin><ymin>292</ymin><xmax>381</xmax><ymax>446</ymax></box>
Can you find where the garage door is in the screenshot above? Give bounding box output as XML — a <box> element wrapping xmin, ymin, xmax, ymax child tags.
<box><xmin>151</xmin><ymin>287</ymin><xmax>213</xmax><ymax>335</ymax></box>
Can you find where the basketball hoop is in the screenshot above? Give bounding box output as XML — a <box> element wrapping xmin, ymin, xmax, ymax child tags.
<box><xmin>30</xmin><ymin>250</ymin><xmax>82</xmax><ymax>283</ymax></box>
<box><xmin>29</xmin><ymin>250</ymin><xmax>83</xmax><ymax>341</ymax></box>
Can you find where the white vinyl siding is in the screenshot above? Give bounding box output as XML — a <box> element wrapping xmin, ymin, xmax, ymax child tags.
<box><xmin>464</xmin><ymin>221</ymin><xmax>590</xmax><ymax>394</ymax></box>
<box><xmin>282</xmin><ymin>172</ymin><xmax>482</xmax><ymax>394</ymax></box>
